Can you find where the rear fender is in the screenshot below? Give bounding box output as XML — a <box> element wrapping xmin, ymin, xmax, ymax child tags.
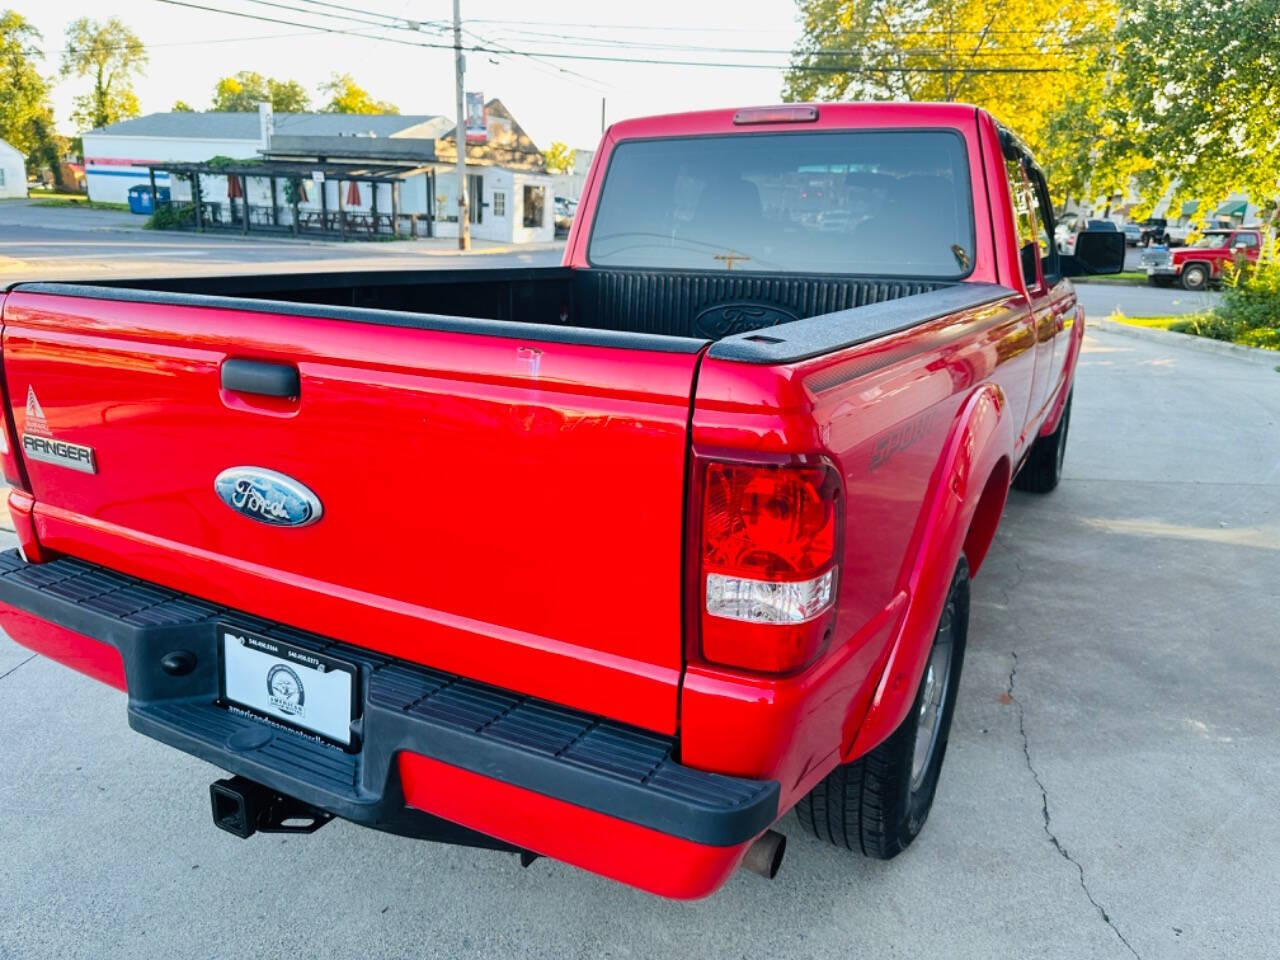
<box><xmin>845</xmin><ymin>382</ymin><xmax>1012</xmax><ymax>761</ymax></box>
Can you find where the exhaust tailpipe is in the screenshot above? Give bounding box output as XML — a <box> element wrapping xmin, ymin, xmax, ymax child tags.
<box><xmin>739</xmin><ymin>829</ymin><xmax>786</xmax><ymax>880</ymax></box>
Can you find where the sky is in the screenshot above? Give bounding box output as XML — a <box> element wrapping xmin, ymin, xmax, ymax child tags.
<box><xmin>24</xmin><ymin>0</ymin><xmax>804</xmax><ymax>151</ymax></box>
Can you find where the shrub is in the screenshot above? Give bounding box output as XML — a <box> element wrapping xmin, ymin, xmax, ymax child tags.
<box><xmin>1212</xmin><ymin>233</ymin><xmax>1280</xmax><ymax>346</ymax></box>
<box><xmin>1169</xmin><ymin>313</ymin><xmax>1243</xmax><ymax>341</ymax></box>
<box><xmin>144</xmin><ymin>202</ymin><xmax>196</xmax><ymax>230</ymax></box>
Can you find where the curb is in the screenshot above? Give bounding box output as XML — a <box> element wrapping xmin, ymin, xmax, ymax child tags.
<box><xmin>1089</xmin><ymin>317</ymin><xmax>1279</xmax><ymax>365</ymax></box>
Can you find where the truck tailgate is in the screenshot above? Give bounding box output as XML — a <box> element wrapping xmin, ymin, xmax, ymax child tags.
<box><xmin>1</xmin><ymin>290</ymin><xmax>702</xmax><ymax>732</ymax></box>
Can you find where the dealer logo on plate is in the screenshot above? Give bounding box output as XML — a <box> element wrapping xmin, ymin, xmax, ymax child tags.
<box><xmin>266</xmin><ymin>664</ymin><xmax>306</xmax><ymax>717</ymax></box>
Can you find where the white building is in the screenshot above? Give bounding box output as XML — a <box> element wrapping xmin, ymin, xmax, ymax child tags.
<box><xmin>0</xmin><ymin>139</ymin><xmax>28</xmax><ymax>199</ymax></box>
<box><xmin>81</xmin><ymin>111</ymin><xmax>444</xmax><ymax>205</ymax></box>
<box><xmin>82</xmin><ymin>100</ymin><xmax>555</xmax><ymax>244</ymax></box>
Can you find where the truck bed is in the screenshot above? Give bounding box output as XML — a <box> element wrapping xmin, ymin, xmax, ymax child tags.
<box><xmin>14</xmin><ymin>266</ymin><xmax>949</xmax><ymax>343</ymax></box>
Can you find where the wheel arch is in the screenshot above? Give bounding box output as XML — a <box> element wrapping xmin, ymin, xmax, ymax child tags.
<box><xmin>962</xmin><ymin>456</ymin><xmax>1011</xmax><ymax>576</ymax></box>
<box><xmin>843</xmin><ymin>383</ymin><xmax>1014</xmax><ymax>761</ymax></box>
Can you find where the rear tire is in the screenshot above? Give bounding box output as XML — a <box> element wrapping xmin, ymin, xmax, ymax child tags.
<box><xmin>795</xmin><ymin>559</ymin><xmax>969</xmax><ymax>859</ymax></box>
<box><xmin>1013</xmin><ymin>391</ymin><xmax>1071</xmax><ymax>494</ymax></box>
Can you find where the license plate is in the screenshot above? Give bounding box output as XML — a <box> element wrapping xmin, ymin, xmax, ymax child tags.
<box><xmin>219</xmin><ymin>624</ymin><xmax>357</xmax><ymax>745</ymax></box>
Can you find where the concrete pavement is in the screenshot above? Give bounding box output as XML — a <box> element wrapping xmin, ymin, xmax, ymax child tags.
<box><xmin>1</xmin><ymin>318</ymin><xmax>1278</xmax><ymax>957</ymax></box>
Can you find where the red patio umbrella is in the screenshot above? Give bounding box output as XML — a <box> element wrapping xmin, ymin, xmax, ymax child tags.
<box><xmin>345</xmin><ymin>180</ymin><xmax>361</xmax><ymax>207</ymax></box>
<box><xmin>297</xmin><ymin>180</ymin><xmax>308</xmax><ymax>203</ymax></box>
<box><xmin>227</xmin><ymin>175</ymin><xmax>243</xmax><ymax>199</ymax></box>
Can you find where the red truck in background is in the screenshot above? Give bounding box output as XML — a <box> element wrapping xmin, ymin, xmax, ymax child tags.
<box><xmin>1143</xmin><ymin>226</ymin><xmax>1265</xmax><ymax>290</ymax></box>
<box><xmin>0</xmin><ymin>103</ymin><xmax>1122</xmax><ymax>899</ymax></box>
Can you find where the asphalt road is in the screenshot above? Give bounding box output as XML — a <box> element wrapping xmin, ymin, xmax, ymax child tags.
<box><xmin>1073</xmin><ymin>281</ymin><xmax>1222</xmax><ymax>319</ymax></box>
<box><xmin>0</xmin><ymin>202</ymin><xmax>1226</xmax><ymax>324</ymax></box>
<box><xmin>2</xmin><ymin>306</ymin><xmax>1278</xmax><ymax>957</ymax></box>
<box><xmin>0</xmin><ymin>200</ymin><xmax>564</xmax><ymax>282</ymax></box>
<box><xmin>1066</xmin><ymin>245</ymin><xmax>1224</xmax><ymax>319</ymax></box>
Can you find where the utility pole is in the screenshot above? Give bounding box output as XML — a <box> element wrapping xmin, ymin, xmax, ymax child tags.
<box><xmin>452</xmin><ymin>0</ymin><xmax>469</xmax><ymax>250</ymax></box>
<box><xmin>600</xmin><ymin>97</ymin><xmax>606</xmax><ymax>136</ymax></box>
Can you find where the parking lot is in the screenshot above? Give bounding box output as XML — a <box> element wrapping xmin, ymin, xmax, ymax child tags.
<box><xmin>1</xmin><ymin>314</ymin><xmax>1276</xmax><ymax>958</ymax></box>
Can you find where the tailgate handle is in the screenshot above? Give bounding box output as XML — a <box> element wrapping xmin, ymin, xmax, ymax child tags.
<box><xmin>222</xmin><ymin>359</ymin><xmax>299</xmax><ymax>398</ymax></box>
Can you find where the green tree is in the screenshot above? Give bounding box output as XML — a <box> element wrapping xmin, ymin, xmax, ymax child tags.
<box><xmin>0</xmin><ymin>10</ymin><xmax>57</xmax><ymax>165</ymax></box>
<box><xmin>212</xmin><ymin>71</ymin><xmax>310</xmax><ymax>112</ymax></box>
<box><xmin>171</xmin><ymin>99</ymin><xmax>195</xmax><ymax>112</ymax></box>
<box><xmin>1096</xmin><ymin>0</ymin><xmax>1280</xmax><ymax>216</ymax></box>
<box><xmin>61</xmin><ymin>17</ymin><xmax>147</xmax><ymax>131</ymax></box>
<box><xmin>783</xmin><ymin>0</ymin><xmax>1118</xmax><ymax>201</ymax></box>
<box><xmin>318</xmin><ymin>73</ymin><xmax>397</xmax><ymax>115</ymax></box>
<box><xmin>543</xmin><ymin>140</ymin><xmax>576</xmax><ymax>174</ymax></box>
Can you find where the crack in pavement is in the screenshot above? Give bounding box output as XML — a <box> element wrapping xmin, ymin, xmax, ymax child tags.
<box><xmin>1008</xmin><ymin>651</ymin><xmax>1141</xmax><ymax>959</ymax></box>
<box><xmin>0</xmin><ymin>652</ymin><xmax>38</xmax><ymax>683</ymax></box>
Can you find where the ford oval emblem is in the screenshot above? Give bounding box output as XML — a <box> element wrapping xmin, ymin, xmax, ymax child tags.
<box><xmin>214</xmin><ymin>467</ymin><xmax>322</xmax><ymax>528</ymax></box>
<box><xmin>693</xmin><ymin>302</ymin><xmax>798</xmax><ymax>339</ymax></box>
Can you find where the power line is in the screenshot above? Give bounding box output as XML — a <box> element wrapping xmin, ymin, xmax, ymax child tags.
<box><xmin>150</xmin><ymin>0</ymin><xmax>1075</xmax><ymax>74</ymax></box>
<box><xmin>460</xmin><ymin>26</ymin><xmax>610</xmax><ymax>92</ymax></box>
<box><xmin>235</xmin><ymin>0</ymin><xmax>441</xmax><ymax>34</ymax></box>
<box><xmin>464</xmin><ymin>16</ymin><xmax>1107</xmax><ymax>37</ymax></box>
<box><xmin>42</xmin><ymin>27</ymin><xmax>366</xmax><ymax>57</ymax></box>
<box><xmin>484</xmin><ymin>30</ymin><xmax>1100</xmax><ymax>60</ymax></box>
<box><xmin>151</xmin><ymin>0</ymin><xmax>437</xmax><ymax>49</ymax></box>
<box><xmin>289</xmin><ymin>0</ymin><xmax>447</xmax><ymax>30</ymax></box>
<box><xmin>483</xmin><ymin>25</ymin><xmax>1108</xmax><ymax>56</ymax></box>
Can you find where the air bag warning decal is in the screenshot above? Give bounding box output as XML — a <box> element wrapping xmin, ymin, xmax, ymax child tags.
<box><xmin>20</xmin><ymin>386</ymin><xmax>97</xmax><ymax>474</ymax></box>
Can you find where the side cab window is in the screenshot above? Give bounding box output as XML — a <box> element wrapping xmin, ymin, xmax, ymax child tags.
<box><xmin>1236</xmin><ymin>231</ymin><xmax>1260</xmax><ymax>250</ymax></box>
<box><xmin>1027</xmin><ymin>167</ymin><xmax>1061</xmax><ymax>284</ymax></box>
<box><xmin>1003</xmin><ymin>157</ymin><xmax>1044</xmax><ymax>294</ymax></box>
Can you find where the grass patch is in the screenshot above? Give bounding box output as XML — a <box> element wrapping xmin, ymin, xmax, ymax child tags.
<box><xmin>1105</xmin><ymin>310</ymin><xmax>1279</xmax><ymax>351</ymax></box>
<box><xmin>1105</xmin><ymin>313</ymin><xmax>1181</xmax><ymax>330</ymax></box>
<box><xmin>1073</xmin><ymin>270</ymin><xmax>1148</xmax><ymax>286</ymax></box>
<box><xmin>28</xmin><ymin>192</ymin><xmax>130</xmax><ymax>212</ymax></box>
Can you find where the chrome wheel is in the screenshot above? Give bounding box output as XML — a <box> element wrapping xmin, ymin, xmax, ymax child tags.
<box><xmin>910</xmin><ymin>603</ymin><xmax>955</xmax><ymax>790</ymax></box>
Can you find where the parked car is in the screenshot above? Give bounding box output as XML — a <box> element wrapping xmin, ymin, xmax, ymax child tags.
<box><xmin>1123</xmin><ymin>222</ymin><xmax>1143</xmax><ymax>246</ymax></box>
<box><xmin>1164</xmin><ymin>222</ymin><xmax>1193</xmax><ymax>247</ymax></box>
<box><xmin>1144</xmin><ymin>227</ymin><xmax>1263</xmax><ymax>290</ymax></box>
<box><xmin>1057</xmin><ymin>218</ymin><xmax>1119</xmax><ymax>255</ymax></box>
<box><xmin>554</xmin><ymin>196</ymin><xmax>577</xmax><ymax>234</ymax></box>
<box><xmin>0</xmin><ymin>102</ymin><xmax>1122</xmax><ymax>899</ymax></box>
<box><xmin>1139</xmin><ymin>217</ymin><xmax>1168</xmax><ymax>246</ymax></box>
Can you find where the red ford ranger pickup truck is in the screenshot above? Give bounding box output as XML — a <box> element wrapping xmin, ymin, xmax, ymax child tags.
<box><xmin>0</xmin><ymin>103</ymin><xmax>1122</xmax><ymax>898</ymax></box>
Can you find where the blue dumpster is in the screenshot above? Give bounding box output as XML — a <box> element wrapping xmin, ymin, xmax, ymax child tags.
<box><xmin>127</xmin><ymin>185</ymin><xmax>170</xmax><ymax>215</ymax></box>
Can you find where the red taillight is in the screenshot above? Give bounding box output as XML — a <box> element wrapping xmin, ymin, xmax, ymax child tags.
<box><xmin>697</xmin><ymin>460</ymin><xmax>841</xmax><ymax>674</ymax></box>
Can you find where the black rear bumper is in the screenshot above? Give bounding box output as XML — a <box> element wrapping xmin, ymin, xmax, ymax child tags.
<box><xmin>0</xmin><ymin>550</ymin><xmax>778</xmax><ymax>847</ymax></box>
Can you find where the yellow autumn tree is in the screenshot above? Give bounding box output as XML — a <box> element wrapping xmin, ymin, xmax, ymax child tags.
<box><xmin>783</xmin><ymin>0</ymin><xmax>1120</xmax><ymax>203</ymax></box>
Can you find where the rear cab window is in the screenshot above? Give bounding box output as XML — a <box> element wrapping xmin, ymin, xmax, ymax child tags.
<box><xmin>587</xmin><ymin>130</ymin><xmax>976</xmax><ymax>278</ymax></box>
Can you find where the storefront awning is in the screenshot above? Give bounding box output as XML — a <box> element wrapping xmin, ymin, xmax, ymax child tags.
<box><xmin>1215</xmin><ymin>200</ymin><xmax>1248</xmax><ymax>217</ymax></box>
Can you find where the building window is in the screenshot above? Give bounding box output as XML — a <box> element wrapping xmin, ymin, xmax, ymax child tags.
<box><xmin>493</xmin><ymin>191</ymin><xmax>505</xmax><ymax>217</ymax></box>
<box><xmin>523</xmin><ymin>184</ymin><xmax>545</xmax><ymax>228</ymax></box>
